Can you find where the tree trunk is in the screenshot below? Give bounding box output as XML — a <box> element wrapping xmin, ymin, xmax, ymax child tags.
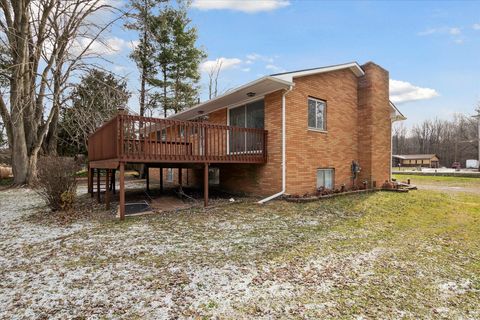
<box><xmin>26</xmin><ymin>153</ymin><xmax>38</xmax><ymax>185</ymax></box>
<box><xmin>140</xmin><ymin>67</ymin><xmax>146</xmax><ymax>117</ymax></box>
<box><xmin>44</xmin><ymin>107</ymin><xmax>59</xmax><ymax>156</ymax></box>
<box><xmin>12</xmin><ymin>132</ymin><xmax>29</xmax><ymax>185</ymax></box>
<box><xmin>139</xmin><ymin>28</ymin><xmax>147</xmax><ymax>117</ymax></box>
<box><xmin>163</xmin><ymin>69</ymin><xmax>167</xmax><ymax>118</ymax></box>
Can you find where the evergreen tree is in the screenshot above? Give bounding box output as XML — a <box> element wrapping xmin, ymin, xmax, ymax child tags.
<box><xmin>169</xmin><ymin>7</ymin><xmax>206</xmax><ymax>114</ymax></box>
<box><xmin>149</xmin><ymin>7</ymin><xmax>175</xmax><ymax>118</ymax></box>
<box><xmin>58</xmin><ymin>69</ymin><xmax>130</xmax><ymax>156</ymax></box>
<box><xmin>125</xmin><ymin>0</ymin><xmax>167</xmax><ymax>117</ymax></box>
<box><xmin>148</xmin><ymin>3</ymin><xmax>206</xmax><ymax>117</ymax></box>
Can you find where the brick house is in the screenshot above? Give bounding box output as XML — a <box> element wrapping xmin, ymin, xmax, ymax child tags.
<box><xmin>151</xmin><ymin>61</ymin><xmax>405</xmax><ymax>198</ymax></box>
<box><xmin>88</xmin><ymin>61</ymin><xmax>405</xmax><ymax>218</ymax></box>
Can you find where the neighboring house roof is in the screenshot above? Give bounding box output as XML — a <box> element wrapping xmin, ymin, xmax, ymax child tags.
<box><xmin>169</xmin><ymin>61</ymin><xmax>402</xmax><ymax>121</ymax></box>
<box><xmin>393</xmin><ymin>154</ymin><xmax>438</xmax><ymax>160</ymax></box>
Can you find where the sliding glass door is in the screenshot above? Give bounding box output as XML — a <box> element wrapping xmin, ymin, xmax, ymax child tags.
<box><xmin>229</xmin><ymin>99</ymin><xmax>264</xmax><ymax>153</ymax></box>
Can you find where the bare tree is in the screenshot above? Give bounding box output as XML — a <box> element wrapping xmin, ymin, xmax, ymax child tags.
<box><xmin>392</xmin><ymin>122</ymin><xmax>409</xmax><ymax>155</ymax></box>
<box><xmin>393</xmin><ymin>112</ymin><xmax>479</xmax><ymax>167</ymax></box>
<box><xmin>207</xmin><ymin>59</ymin><xmax>222</xmax><ymax>99</ymax></box>
<box><xmin>0</xmin><ymin>0</ymin><xmax>121</xmax><ymax>185</ymax></box>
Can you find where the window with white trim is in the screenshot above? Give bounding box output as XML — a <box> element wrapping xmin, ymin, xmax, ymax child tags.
<box><xmin>317</xmin><ymin>168</ymin><xmax>334</xmax><ymax>189</ymax></box>
<box><xmin>308</xmin><ymin>97</ymin><xmax>326</xmax><ymax>131</ymax></box>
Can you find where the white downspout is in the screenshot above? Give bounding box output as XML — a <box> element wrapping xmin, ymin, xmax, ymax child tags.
<box><xmin>258</xmin><ymin>86</ymin><xmax>293</xmax><ymax>204</ymax></box>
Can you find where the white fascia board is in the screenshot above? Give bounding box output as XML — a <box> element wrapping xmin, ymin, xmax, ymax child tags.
<box><xmin>271</xmin><ymin>62</ymin><xmax>365</xmax><ymax>82</ymax></box>
<box><xmin>389</xmin><ymin>101</ymin><xmax>407</xmax><ymax>121</ymax></box>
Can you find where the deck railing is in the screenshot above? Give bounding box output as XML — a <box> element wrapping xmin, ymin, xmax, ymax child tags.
<box><xmin>88</xmin><ymin>114</ymin><xmax>268</xmax><ymax>164</ymax></box>
<box><xmin>87</xmin><ymin>116</ymin><xmax>119</xmax><ymax>161</ymax></box>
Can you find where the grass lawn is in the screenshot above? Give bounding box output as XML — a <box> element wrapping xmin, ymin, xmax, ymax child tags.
<box><xmin>394</xmin><ymin>173</ymin><xmax>480</xmax><ymax>188</ymax></box>
<box><xmin>1</xmin><ymin>182</ymin><xmax>479</xmax><ymax>318</ymax></box>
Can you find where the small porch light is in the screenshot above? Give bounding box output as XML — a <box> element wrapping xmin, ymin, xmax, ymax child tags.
<box><xmin>246</xmin><ymin>92</ymin><xmax>256</xmax><ymax>97</ymax></box>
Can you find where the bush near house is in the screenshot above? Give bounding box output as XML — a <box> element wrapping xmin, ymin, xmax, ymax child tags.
<box><xmin>35</xmin><ymin>157</ymin><xmax>78</xmax><ymax>211</ymax></box>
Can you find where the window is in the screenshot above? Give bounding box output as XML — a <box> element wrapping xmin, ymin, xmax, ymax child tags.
<box><xmin>156</xmin><ymin>129</ymin><xmax>166</xmax><ymax>141</ymax></box>
<box><xmin>317</xmin><ymin>169</ymin><xmax>334</xmax><ymax>189</ymax></box>
<box><xmin>208</xmin><ymin>168</ymin><xmax>220</xmax><ymax>185</ymax></box>
<box><xmin>308</xmin><ymin>98</ymin><xmax>326</xmax><ymax>131</ymax></box>
<box><xmin>167</xmin><ymin>168</ymin><xmax>174</xmax><ymax>182</ymax></box>
<box><xmin>229</xmin><ymin>99</ymin><xmax>264</xmax><ymax>153</ymax></box>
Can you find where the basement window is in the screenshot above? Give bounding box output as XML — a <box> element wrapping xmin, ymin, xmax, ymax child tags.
<box><xmin>167</xmin><ymin>168</ymin><xmax>174</xmax><ymax>182</ymax></box>
<box><xmin>317</xmin><ymin>168</ymin><xmax>334</xmax><ymax>189</ymax></box>
<box><xmin>308</xmin><ymin>97</ymin><xmax>326</xmax><ymax>131</ymax></box>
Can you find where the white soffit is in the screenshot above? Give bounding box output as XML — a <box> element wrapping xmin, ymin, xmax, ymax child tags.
<box><xmin>270</xmin><ymin>62</ymin><xmax>365</xmax><ymax>82</ymax></box>
<box><xmin>389</xmin><ymin>101</ymin><xmax>407</xmax><ymax>121</ymax></box>
<box><xmin>169</xmin><ymin>76</ymin><xmax>293</xmax><ymax>121</ymax></box>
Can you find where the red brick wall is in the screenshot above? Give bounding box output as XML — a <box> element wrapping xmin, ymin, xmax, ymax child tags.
<box><xmin>283</xmin><ymin>64</ymin><xmax>391</xmax><ymax>195</ymax></box>
<box><xmin>284</xmin><ymin>68</ymin><xmax>360</xmax><ymax>195</ymax></box>
<box><xmin>357</xmin><ymin>62</ymin><xmax>391</xmax><ymax>187</ymax></box>
<box><xmin>148</xmin><ymin>167</ymin><xmax>199</xmax><ymax>188</ymax></box>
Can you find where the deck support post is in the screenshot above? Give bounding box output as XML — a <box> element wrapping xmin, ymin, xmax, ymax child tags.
<box><xmin>160</xmin><ymin>167</ymin><xmax>164</xmax><ymax>193</ymax></box>
<box><xmin>204</xmin><ymin>163</ymin><xmax>209</xmax><ymax>207</ymax></box>
<box><xmin>105</xmin><ymin>170</ymin><xmax>110</xmax><ymax>210</ymax></box>
<box><xmin>96</xmin><ymin>169</ymin><xmax>101</xmax><ymax>203</ymax></box>
<box><xmin>111</xmin><ymin>169</ymin><xmax>116</xmax><ymax>194</ymax></box>
<box><xmin>88</xmin><ymin>165</ymin><xmax>93</xmax><ymax>197</ymax></box>
<box><xmin>178</xmin><ymin>168</ymin><xmax>182</xmax><ymax>189</ymax></box>
<box><xmin>146</xmin><ymin>165</ymin><xmax>150</xmax><ymax>193</ymax></box>
<box><xmin>119</xmin><ymin>162</ymin><xmax>125</xmax><ymax>220</ymax></box>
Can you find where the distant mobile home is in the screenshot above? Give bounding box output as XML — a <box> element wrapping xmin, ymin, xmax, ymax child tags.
<box><xmin>393</xmin><ymin>154</ymin><xmax>440</xmax><ymax>168</ymax></box>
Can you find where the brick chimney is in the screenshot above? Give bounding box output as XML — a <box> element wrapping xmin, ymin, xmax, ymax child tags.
<box><xmin>357</xmin><ymin>62</ymin><xmax>391</xmax><ymax>187</ymax></box>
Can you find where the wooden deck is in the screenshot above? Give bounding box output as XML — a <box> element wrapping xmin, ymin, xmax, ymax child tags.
<box><xmin>87</xmin><ymin>114</ymin><xmax>268</xmax><ymax>220</ymax></box>
<box><xmin>88</xmin><ymin>114</ymin><xmax>268</xmax><ymax>166</ymax></box>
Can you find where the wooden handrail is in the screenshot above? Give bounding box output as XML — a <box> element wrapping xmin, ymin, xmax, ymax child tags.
<box><xmin>88</xmin><ymin>114</ymin><xmax>268</xmax><ymax>164</ymax></box>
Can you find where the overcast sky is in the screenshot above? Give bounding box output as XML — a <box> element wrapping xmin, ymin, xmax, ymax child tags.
<box><xmin>96</xmin><ymin>0</ymin><xmax>480</xmax><ymax>126</ymax></box>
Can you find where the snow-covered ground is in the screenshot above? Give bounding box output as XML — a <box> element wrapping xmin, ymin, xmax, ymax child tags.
<box><xmin>0</xmin><ymin>187</ymin><xmax>381</xmax><ymax>319</ymax></box>
<box><xmin>0</xmin><ymin>186</ymin><xmax>478</xmax><ymax>319</ymax></box>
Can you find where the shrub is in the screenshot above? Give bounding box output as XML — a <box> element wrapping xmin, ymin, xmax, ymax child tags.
<box><xmin>381</xmin><ymin>180</ymin><xmax>394</xmax><ymax>189</ymax></box>
<box><xmin>36</xmin><ymin>157</ymin><xmax>78</xmax><ymax>211</ymax></box>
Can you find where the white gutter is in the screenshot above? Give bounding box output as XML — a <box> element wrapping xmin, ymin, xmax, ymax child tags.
<box><xmin>258</xmin><ymin>86</ymin><xmax>293</xmax><ymax>204</ymax></box>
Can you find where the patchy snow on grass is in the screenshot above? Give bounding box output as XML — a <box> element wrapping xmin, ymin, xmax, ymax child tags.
<box><xmin>1</xmin><ymin>185</ymin><xmax>479</xmax><ymax>318</ymax></box>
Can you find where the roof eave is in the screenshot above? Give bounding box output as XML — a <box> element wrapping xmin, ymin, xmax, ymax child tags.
<box><xmin>389</xmin><ymin>101</ymin><xmax>407</xmax><ymax>121</ymax></box>
<box><xmin>271</xmin><ymin>62</ymin><xmax>365</xmax><ymax>83</ymax></box>
<box><xmin>169</xmin><ymin>76</ymin><xmax>294</xmax><ymax>121</ymax></box>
